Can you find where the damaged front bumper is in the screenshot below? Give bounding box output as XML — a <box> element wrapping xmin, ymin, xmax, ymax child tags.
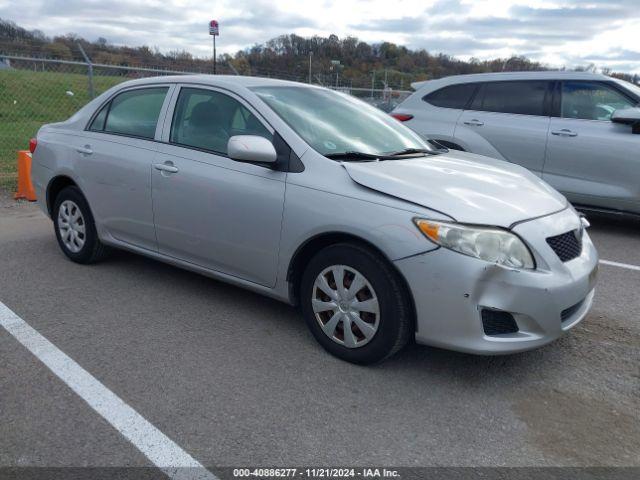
<box><xmin>394</xmin><ymin>208</ymin><xmax>599</xmax><ymax>354</ymax></box>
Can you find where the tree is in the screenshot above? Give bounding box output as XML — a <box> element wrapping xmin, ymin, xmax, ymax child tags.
<box><xmin>43</xmin><ymin>42</ymin><xmax>72</xmax><ymax>60</ymax></box>
<box><xmin>0</xmin><ymin>17</ymin><xmax>634</xmax><ymax>87</ymax></box>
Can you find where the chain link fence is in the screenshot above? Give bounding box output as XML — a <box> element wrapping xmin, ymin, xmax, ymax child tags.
<box><xmin>0</xmin><ymin>54</ymin><xmax>410</xmax><ymax>189</ymax></box>
<box><xmin>340</xmin><ymin>86</ymin><xmax>411</xmax><ymax>112</ymax></box>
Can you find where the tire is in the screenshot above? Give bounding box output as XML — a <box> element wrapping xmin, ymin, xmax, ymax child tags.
<box><xmin>53</xmin><ymin>186</ymin><xmax>109</xmax><ymax>264</ymax></box>
<box><xmin>300</xmin><ymin>243</ymin><xmax>413</xmax><ymax>364</ymax></box>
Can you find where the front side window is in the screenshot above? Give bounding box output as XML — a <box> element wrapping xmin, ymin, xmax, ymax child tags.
<box><xmin>561</xmin><ymin>81</ymin><xmax>636</xmax><ymax>121</ymax></box>
<box><xmin>251</xmin><ymin>86</ymin><xmax>429</xmax><ymax>156</ymax></box>
<box><xmin>97</xmin><ymin>88</ymin><xmax>168</xmax><ymax>139</ymax></box>
<box><xmin>471</xmin><ymin>81</ymin><xmax>549</xmax><ymax>116</ymax></box>
<box><xmin>170</xmin><ymin>87</ymin><xmax>272</xmax><ymax>155</ymax></box>
<box><xmin>423</xmin><ymin>83</ymin><xmax>477</xmax><ymax>109</ymax></box>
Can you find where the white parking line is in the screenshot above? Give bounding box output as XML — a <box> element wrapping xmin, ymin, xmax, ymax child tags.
<box><xmin>0</xmin><ymin>301</ymin><xmax>217</xmax><ymax>480</ymax></box>
<box><xmin>599</xmin><ymin>259</ymin><xmax>640</xmax><ymax>272</ymax></box>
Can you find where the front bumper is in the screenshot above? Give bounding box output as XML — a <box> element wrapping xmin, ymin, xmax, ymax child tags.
<box><xmin>395</xmin><ymin>208</ymin><xmax>598</xmax><ymax>354</ymax></box>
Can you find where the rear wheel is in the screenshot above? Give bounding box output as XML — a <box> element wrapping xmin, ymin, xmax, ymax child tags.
<box><xmin>53</xmin><ymin>186</ymin><xmax>109</xmax><ymax>264</ymax></box>
<box><xmin>300</xmin><ymin>243</ymin><xmax>413</xmax><ymax>364</ymax></box>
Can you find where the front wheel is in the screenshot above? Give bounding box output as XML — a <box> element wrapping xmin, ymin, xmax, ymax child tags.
<box><xmin>300</xmin><ymin>243</ymin><xmax>413</xmax><ymax>364</ymax></box>
<box><xmin>53</xmin><ymin>186</ymin><xmax>109</xmax><ymax>264</ymax></box>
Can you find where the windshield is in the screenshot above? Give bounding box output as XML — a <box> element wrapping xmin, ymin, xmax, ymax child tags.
<box><xmin>250</xmin><ymin>86</ymin><xmax>431</xmax><ymax>157</ymax></box>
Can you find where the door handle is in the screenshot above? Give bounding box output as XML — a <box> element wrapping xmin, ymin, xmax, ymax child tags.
<box><xmin>463</xmin><ymin>119</ymin><xmax>484</xmax><ymax>127</ymax></box>
<box><xmin>76</xmin><ymin>145</ymin><xmax>93</xmax><ymax>155</ymax></box>
<box><xmin>153</xmin><ymin>162</ymin><xmax>179</xmax><ymax>174</ymax></box>
<box><xmin>551</xmin><ymin>129</ymin><xmax>578</xmax><ymax>137</ymax></box>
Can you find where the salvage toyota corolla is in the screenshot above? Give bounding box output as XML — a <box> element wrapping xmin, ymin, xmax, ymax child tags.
<box><xmin>30</xmin><ymin>75</ymin><xmax>598</xmax><ymax>364</ymax></box>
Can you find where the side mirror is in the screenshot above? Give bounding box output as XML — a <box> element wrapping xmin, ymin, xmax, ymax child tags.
<box><xmin>227</xmin><ymin>135</ymin><xmax>277</xmax><ymax>164</ymax></box>
<box><xmin>611</xmin><ymin>107</ymin><xmax>640</xmax><ymax>134</ymax></box>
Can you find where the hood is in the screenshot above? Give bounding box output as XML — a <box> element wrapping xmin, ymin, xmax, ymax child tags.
<box><xmin>343</xmin><ymin>151</ymin><xmax>567</xmax><ymax>227</ymax></box>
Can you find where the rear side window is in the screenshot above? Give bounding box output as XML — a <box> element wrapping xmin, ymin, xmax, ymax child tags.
<box><xmin>423</xmin><ymin>83</ymin><xmax>477</xmax><ymax>109</ymax></box>
<box><xmin>91</xmin><ymin>87</ymin><xmax>168</xmax><ymax>139</ymax></box>
<box><xmin>470</xmin><ymin>81</ymin><xmax>549</xmax><ymax>116</ymax></box>
<box><xmin>170</xmin><ymin>87</ymin><xmax>272</xmax><ymax>155</ymax></box>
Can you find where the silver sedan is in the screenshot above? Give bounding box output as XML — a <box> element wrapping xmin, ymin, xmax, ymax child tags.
<box><xmin>30</xmin><ymin>75</ymin><xmax>598</xmax><ymax>364</ymax></box>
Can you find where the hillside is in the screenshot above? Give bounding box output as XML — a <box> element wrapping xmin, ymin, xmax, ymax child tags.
<box><xmin>3</xmin><ymin>17</ymin><xmax>638</xmax><ymax>89</ymax></box>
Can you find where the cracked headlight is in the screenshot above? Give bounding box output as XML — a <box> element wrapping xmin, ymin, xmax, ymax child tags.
<box><xmin>414</xmin><ymin>219</ymin><xmax>535</xmax><ymax>269</ymax></box>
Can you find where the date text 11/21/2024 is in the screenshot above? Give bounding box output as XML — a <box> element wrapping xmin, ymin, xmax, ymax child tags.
<box><xmin>232</xmin><ymin>468</ymin><xmax>400</xmax><ymax>478</ymax></box>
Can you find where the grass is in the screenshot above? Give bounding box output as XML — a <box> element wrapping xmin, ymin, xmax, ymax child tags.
<box><xmin>0</xmin><ymin>69</ymin><xmax>124</xmax><ymax>190</ymax></box>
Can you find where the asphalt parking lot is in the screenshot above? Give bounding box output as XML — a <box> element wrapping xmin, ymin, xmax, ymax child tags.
<box><xmin>1</xmin><ymin>191</ymin><xmax>639</xmax><ymax>476</ymax></box>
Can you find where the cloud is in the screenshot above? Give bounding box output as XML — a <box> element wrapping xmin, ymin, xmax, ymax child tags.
<box><xmin>429</xmin><ymin>4</ymin><xmax>631</xmax><ymax>45</ymax></box>
<box><xmin>580</xmin><ymin>49</ymin><xmax>640</xmax><ymax>62</ymax></box>
<box><xmin>350</xmin><ymin>17</ymin><xmax>426</xmax><ymax>33</ymax></box>
<box><xmin>409</xmin><ymin>35</ymin><xmax>500</xmax><ymax>56</ymax></box>
<box><xmin>0</xmin><ymin>0</ymin><xmax>638</xmax><ymax>73</ymax></box>
<box><xmin>223</xmin><ymin>0</ymin><xmax>316</xmax><ymax>30</ymax></box>
<box><xmin>39</xmin><ymin>0</ymin><xmax>182</xmax><ymax>21</ymax></box>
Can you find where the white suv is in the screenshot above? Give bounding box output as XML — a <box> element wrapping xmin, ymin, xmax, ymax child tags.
<box><xmin>392</xmin><ymin>71</ymin><xmax>640</xmax><ymax>215</ymax></box>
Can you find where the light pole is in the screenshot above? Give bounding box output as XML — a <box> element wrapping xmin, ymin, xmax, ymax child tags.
<box><xmin>308</xmin><ymin>51</ymin><xmax>312</xmax><ymax>84</ymax></box>
<box><xmin>209</xmin><ymin>20</ymin><xmax>219</xmax><ymax>74</ymax></box>
<box><xmin>213</xmin><ymin>36</ymin><xmax>216</xmax><ymax>74</ymax></box>
<box><xmin>371</xmin><ymin>70</ymin><xmax>375</xmax><ymax>99</ymax></box>
<box><xmin>331</xmin><ymin>60</ymin><xmax>341</xmax><ymax>88</ymax></box>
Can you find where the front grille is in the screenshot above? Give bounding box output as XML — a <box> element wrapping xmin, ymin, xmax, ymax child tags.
<box><xmin>561</xmin><ymin>299</ymin><xmax>584</xmax><ymax>322</ymax></box>
<box><xmin>481</xmin><ymin>309</ymin><xmax>519</xmax><ymax>336</ymax></box>
<box><xmin>546</xmin><ymin>230</ymin><xmax>582</xmax><ymax>262</ymax></box>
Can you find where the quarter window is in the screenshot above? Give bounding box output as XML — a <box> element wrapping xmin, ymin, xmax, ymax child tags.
<box><xmin>471</xmin><ymin>81</ymin><xmax>549</xmax><ymax>116</ymax></box>
<box><xmin>561</xmin><ymin>81</ymin><xmax>636</xmax><ymax>121</ymax></box>
<box><xmin>89</xmin><ymin>104</ymin><xmax>108</xmax><ymax>131</ymax></box>
<box><xmin>170</xmin><ymin>87</ymin><xmax>272</xmax><ymax>155</ymax></box>
<box><xmin>97</xmin><ymin>87</ymin><xmax>169</xmax><ymax>139</ymax></box>
<box><xmin>423</xmin><ymin>83</ymin><xmax>477</xmax><ymax>109</ymax></box>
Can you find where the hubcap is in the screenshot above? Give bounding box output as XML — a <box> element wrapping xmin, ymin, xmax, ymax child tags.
<box><xmin>312</xmin><ymin>265</ymin><xmax>380</xmax><ymax>348</ymax></box>
<box><xmin>57</xmin><ymin>200</ymin><xmax>86</xmax><ymax>253</ymax></box>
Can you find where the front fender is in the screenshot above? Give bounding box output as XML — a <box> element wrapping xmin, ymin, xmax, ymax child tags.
<box><xmin>273</xmin><ymin>182</ymin><xmax>446</xmax><ymax>303</ymax></box>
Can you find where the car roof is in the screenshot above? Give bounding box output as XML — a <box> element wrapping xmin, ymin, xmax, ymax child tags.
<box><xmin>110</xmin><ymin>74</ymin><xmax>313</xmax><ymax>91</ymax></box>
<box><xmin>411</xmin><ymin>71</ymin><xmax>612</xmax><ymax>91</ymax></box>
<box><xmin>61</xmin><ymin>74</ymin><xmax>326</xmax><ymax>135</ymax></box>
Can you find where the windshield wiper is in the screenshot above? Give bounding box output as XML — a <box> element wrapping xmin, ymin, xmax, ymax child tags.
<box><xmin>324</xmin><ymin>151</ymin><xmax>381</xmax><ymax>161</ymax></box>
<box><xmin>385</xmin><ymin>147</ymin><xmax>448</xmax><ymax>156</ymax></box>
<box><xmin>325</xmin><ymin>147</ymin><xmax>448</xmax><ymax>161</ymax></box>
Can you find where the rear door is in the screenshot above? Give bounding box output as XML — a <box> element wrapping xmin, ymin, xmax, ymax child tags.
<box><xmin>456</xmin><ymin>80</ymin><xmax>552</xmax><ymax>176</ymax></box>
<box><xmin>543</xmin><ymin>80</ymin><xmax>640</xmax><ymax>212</ymax></box>
<box><xmin>151</xmin><ymin>85</ymin><xmax>286</xmax><ymax>287</ymax></box>
<box><xmin>78</xmin><ymin>85</ymin><xmax>173</xmax><ymax>251</ymax></box>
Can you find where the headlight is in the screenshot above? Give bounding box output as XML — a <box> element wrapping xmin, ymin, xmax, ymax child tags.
<box><xmin>414</xmin><ymin>219</ymin><xmax>535</xmax><ymax>269</ymax></box>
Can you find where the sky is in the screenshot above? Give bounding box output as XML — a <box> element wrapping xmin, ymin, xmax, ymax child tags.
<box><xmin>1</xmin><ymin>0</ymin><xmax>639</xmax><ymax>73</ymax></box>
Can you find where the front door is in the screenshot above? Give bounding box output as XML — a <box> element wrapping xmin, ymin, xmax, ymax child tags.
<box><xmin>151</xmin><ymin>86</ymin><xmax>286</xmax><ymax>287</ymax></box>
<box><xmin>543</xmin><ymin>80</ymin><xmax>640</xmax><ymax>212</ymax></box>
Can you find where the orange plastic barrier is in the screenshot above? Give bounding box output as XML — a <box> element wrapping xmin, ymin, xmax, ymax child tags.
<box><xmin>14</xmin><ymin>150</ymin><xmax>37</xmax><ymax>201</ymax></box>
